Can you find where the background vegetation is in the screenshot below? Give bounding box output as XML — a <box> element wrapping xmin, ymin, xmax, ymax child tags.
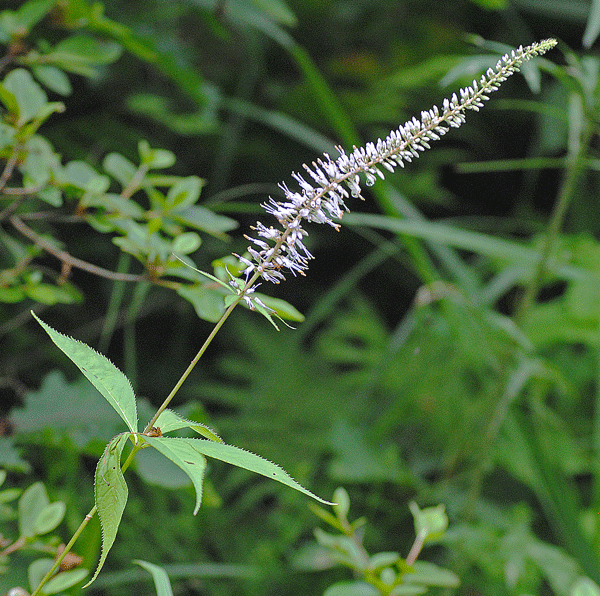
<box><xmin>1</xmin><ymin>1</ymin><xmax>599</xmax><ymax>595</ymax></box>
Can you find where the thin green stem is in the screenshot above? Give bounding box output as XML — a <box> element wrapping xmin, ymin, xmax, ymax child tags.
<box><xmin>32</xmin><ymin>291</ymin><xmax>246</xmax><ymax>594</ymax></box>
<box><xmin>143</xmin><ymin>295</ymin><xmax>242</xmax><ymax>433</ymax></box>
<box><xmin>31</xmin><ymin>504</ymin><xmax>97</xmax><ymax>596</ymax></box>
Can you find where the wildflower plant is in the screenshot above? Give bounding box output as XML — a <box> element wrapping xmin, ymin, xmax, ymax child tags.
<box><xmin>7</xmin><ymin>35</ymin><xmax>557</xmax><ymax>596</ymax></box>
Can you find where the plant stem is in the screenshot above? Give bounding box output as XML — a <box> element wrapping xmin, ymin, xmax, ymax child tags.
<box><xmin>32</xmin><ymin>294</ymin><xmax>245</xmax><ymax>594</ymax></box>
<box><xmin>30</xmin><ymin>504</ymin><xmax>97</xmax><ymax>596</ymax></box>
<box><xmin>143</xmin><ymin>295</ymin><xmax>242</xmax><ymax>432</ymax></box>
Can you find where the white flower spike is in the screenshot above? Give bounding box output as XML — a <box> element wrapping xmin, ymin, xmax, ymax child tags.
<box><xmin>237</xmin><ymin>39</ymin><xmax>557</xmax><ymax>295</ymax></box>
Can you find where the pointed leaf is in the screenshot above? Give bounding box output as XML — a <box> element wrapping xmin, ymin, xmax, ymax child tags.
<box><xmin>148</xmin><ymin>437</ymin><xmax>332</xmax><ymax>505</ymax></box>
<box><xmin>84</xmin><ymin>433</ymin><xmax>131</xmax><ymax>587</ymax></box>
<box><xmin>144</xmin><ymin>436</ymin><xmax>207</xmax><ymax>515</ymax></box>
<box><xmin>32</xmin><ymin>313</ymin><xmax>138</xmax><ymax>433</ymax></box>
<box><xmin>154</xmin><ymin>409</ymin><xmax>223</xmax><ymax>442</ymax></box>
<box><xmin>134</xmin><ymin>560</ymin><xmax>174</xmax><ymax>596</ymax></box>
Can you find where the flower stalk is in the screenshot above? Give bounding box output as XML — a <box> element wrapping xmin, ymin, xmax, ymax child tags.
<box><xmin>235</xmin><ymin>39</ymin><xmax>557</xmax><ymax>308</ymax></box>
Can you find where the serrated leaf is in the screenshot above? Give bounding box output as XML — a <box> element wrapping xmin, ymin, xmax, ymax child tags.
<box><xmin>148</xmin><ymin>437</ymin><xmax>332</xmax><ymax>505</ymax></box>
<box><xmin>85</xmin><ymin>433</ymin><xmax>131</xmax><ymax>587</ymax></box>
<box><xmin>143</xmin><ymin>436</ymin><xmax>207</xmax><ymax>514</ymax></box>
<box><xmin>33</xmin><ymin>500</ymin><xmax>66</xmax><ymax>535</ymax></box>
<box><xmin>32</xmin><ymin>313</ymin><xmax>138</xmax><ymax>433</ymax></box>
<box><xmin>19</xmin><ymin>482</ymin><xmax>49</xmax><ymax>537</ymax></box>
<box><xmin>134</xmin><ymin>560</ymin><xmax>174</xmax><ymax>596</ymax></box>
<box><xmin>154</xmin><ymin>409</ymin><xmax>223</xmax><ymax>442</ymax></box>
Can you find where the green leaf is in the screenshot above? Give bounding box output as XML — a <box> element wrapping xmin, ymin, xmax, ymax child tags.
<box><xmin>177</xmin><ymin>284</ymin><xmax>227</xmax><ymax>323</ymax></box>
<box><xmin>248</xmin><ymin>0</ymin><xmax>297</xmax><ymax>26</ymax></box>
<box><xmin>572</xmin><ymin>577</ymin><xmax>600</xmax><ymax>596</ymax></box>
<box><xmin>409</xmin><ymin>502</ymin><xmax>448</xmax><ymax>543</ymax></box>
<box><xmin>33</xmin><ymin>500</ymin><xmax>66</xmax><ymax>535</ymax></box>
<box><xmin>103</xmin><ymin>152</ymin><xmax>137</xmax><ymax>187</ymax></box>
<box><xmin>59</xmin><ymin>160</ymin><xmax>110</xmax><ymax>193</ymax></box>
<box><xmin>24</xmin><ymin>281</ymin><xmax>83</xmax><ymax>305</ymax></box>
<box><xmin>323</xmin><ymin>582</ymin><xmax>379</xmax><ymax>596</ymax></box>
<box><xmin>143</xmin><ymin>436</ymin><xmax>207</xmax><ymax>515</ymax></box>
<box><xmin>32</xmin><ymin>313</ymin><xmax>138</xmax><ymax>433</ymax></box>
<box><xmin>135</xmin><ymin>446</ymin><xmax>192</xmax><ymax>488</ymax></box>
<box><xmin>44</xmin><ymin>568</ymin><xmax>88</xmax><ymax>594</ymax></box>
<box><xmin>154</xmin><ymin>409</ymin><xmax>223</xmax><ymax>442</ymax></box>
<box><xmin>28</xmin><ymin>558</ymin><xmax>53</xmax><ymax>592</ymax></box>
<box><xmin>19</xmin><ymin>482</ymin><xmax>49</xmax><ymax>537</ymax></box>
<box><xmin>44</xmin><ymin>35</ymin><xmax>123</xmax><ymax>77</ymax></box>
<box><xmin>147</xmin><ymin>437</ymin><xmax>332</xmax><ymax>506</ymax></box>
<box><xmin>32</xmin><ymin>65</ymin><xmax>72</xmax><ymax>95</ymax></box>
<box><xmin>172</xmin><ymin>205</ymin><xmax>238</xmax><ymax>237</ymax></box>
<box><xmin>252</xmin><ymin>293</ymin><xmax>305</xmax><ymax>322</ymax></box>
<box><xmin>2</xmin><ymin>68</ymin><xmax>47</xmax><ymax>127</ymax></box>
<box><xmin>134</xmin><ymin>560</ymin><xmax>174</xmax><ymax>596</ymax></box>
<box><xmin>584</xmin><ymin>0</ymin><xmax>600</xmax><ymax>48</ymax></box>
<box><xmin>15</xmin><ymin>0</ymin><xmax>57</xmax><ymax>32</ymax></box>
<box><xmin>332</xmin><ymin>487</ymin><xmax>350</xmax><ymax>521</ymax></box>
<box><xmin>172</xmin><ymin>232</ymin><xmax>201</xmax><ymax>255</ymax></box>
<box><xmin>406</xmin><ymin>561</ymin><xmax>460</xmax><ymax>588</ymax></box>
<box><xmin>165</xmin><ymin>176</ymin><xmax>203</xmax><ymax>211</ymax></box>
<box><xmin>138</xmin><ymin>140</ymin><xmax>176</xmax><ymax>169</ymax></box>
<box><xmin>0</xmin><ymin>81</ymin><xmax>18</xmax><ymax>114</ymax></box>
<box><xmin>85</xmin><ymin>433</ymin><xmax>131</xmax><ymax>587</ymax></box>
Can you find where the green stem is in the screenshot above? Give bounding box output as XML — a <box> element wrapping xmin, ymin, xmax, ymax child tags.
<box><xmin>143</xmin><ymin>295</ymin><xmax>242</xmax><ymax>432</ymax></box>
<box><xmin>30</xmin><ymin>503</ymin><xmax>97</xmax><ymax>596</ymax></box>
<box><xmin>32</xmin><ymin>291</ymin><xmax>245</xmax><ymax>595</ymax></box>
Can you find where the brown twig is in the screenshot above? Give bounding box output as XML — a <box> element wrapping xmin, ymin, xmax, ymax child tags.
<box><xmin>10</xmin><ymin>214</ymin><xmax>149</xmax><ymax>282</ymax></box>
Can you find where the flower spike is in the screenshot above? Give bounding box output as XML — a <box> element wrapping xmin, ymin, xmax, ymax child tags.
<box><xmin>238</xmin><ymin>39</ymin><xmax>557</xmax><ymax>295</ymax></box>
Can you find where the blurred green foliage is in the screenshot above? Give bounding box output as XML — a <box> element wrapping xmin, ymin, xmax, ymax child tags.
<box><xmin>2</xmin><ymin>0</ymin><xmax>600</xmax><ymax>595</ymax></box>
